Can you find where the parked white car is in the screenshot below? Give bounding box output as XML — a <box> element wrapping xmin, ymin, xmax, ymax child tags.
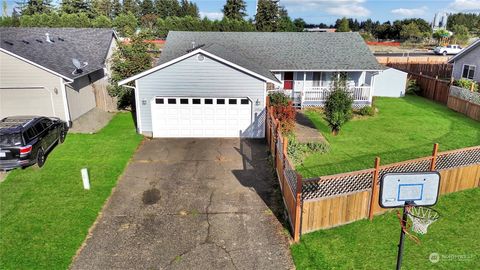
<box><xmin>433</xmin><ymin>44</ymin><xmax>462</xmax><ymax>55</ymax></box>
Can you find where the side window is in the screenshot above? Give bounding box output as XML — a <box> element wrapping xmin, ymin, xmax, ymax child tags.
<box><xmin>41</xmin><ymin>119</ymin><xmax>52</xmax><ymax>128</ymax></box>
<box><xmin>25</xmin><ymin>127</ymin><xmax>37</xmax><ymax>141</ymax></box>
<box><xmin>34</xmin><ymin>122</ymin><xmax>45</xmax><ymax>134</ymax></box>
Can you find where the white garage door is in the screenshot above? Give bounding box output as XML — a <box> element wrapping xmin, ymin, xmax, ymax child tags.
<box><xmin>151</xmin><ymin>97</ymin><xmax>252</xmax><ymax>138</ymax></box>
<box><xmin>0</xmin><ymin>88</ymin><xmax>55</xmax><ymax>119</ymax></box>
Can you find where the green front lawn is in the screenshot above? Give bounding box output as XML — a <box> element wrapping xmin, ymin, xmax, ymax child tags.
<box><xmin>298</xmin><ymin>96</ymin><xmax>480</xmax><ymax>177</ymax></box>
<box><xmin>291</xmin><ymin>188</ymin><xmax>480</xmax><ymax>269</ymax></box>
<box><xmin>0</xmin><ymin>113</ymin><xmax>142</xmax><ymax>270</ymax></box>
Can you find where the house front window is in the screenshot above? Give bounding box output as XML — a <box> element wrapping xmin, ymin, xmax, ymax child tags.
<box><xmin>462</xmin><ymin>64</ymin><xmax>475</xmax><ymax>80</ymax></box>
<box><xmin>313</xmin><ymin>72</ymin><xmax>322</xmax><ymax>87</ymax></box>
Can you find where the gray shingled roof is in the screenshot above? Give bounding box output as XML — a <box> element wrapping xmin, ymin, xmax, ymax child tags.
<box><xmin>0</xmin><ymin>28</ymin><xmax>116</xmax><ymax>80</ymax></box>
<box><xmin>159</xmin><ymin>31</ymin><xmax>383</xmax><ymax>81</ymax></box>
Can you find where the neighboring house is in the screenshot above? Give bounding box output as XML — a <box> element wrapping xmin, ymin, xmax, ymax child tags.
<box><xmin>0</xmin><ymin>28</ymin><xmax>117</xmax><ymax>126</ymax></box>
<box><xmin>448</xmin><ymin>39</ymin><xmax>480</xmax><ymax>82</ymax></box>
<box><xmin>119</xmin><ymin>31</ymin><xmax>383</xmax><ymax>138</ymax></box>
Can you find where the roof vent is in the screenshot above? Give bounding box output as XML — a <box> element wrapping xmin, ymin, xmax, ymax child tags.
<box><xmin>72</xmin><ymin>58</ymin><xmax>88</xmax><ymax>75</ymax></box>
<box><xmin>22</xmin><ymin>40</ymin><xmax>30</xmax><ymax>44</ymax></box>
<box><xmin>186</xmin><ymin>44</ymin><xmax>205</xmax><ymax>53</ymax></box>
<box><xmin>45</xmin><ymin>33</ymin><xmax>54</xmax><ymax>43</ymax></box>
<box><xmin>35</xmin><ymin>39</ymin><xmax>43</xmax><ymax>43</ymax></box>
<box><xmin>3</xmin><ymin>41</ymin><xmax>13</xmax><ymax>46</ymax></box>
<box><xmin>58</xmin><ymin>37</ymin><xmax>64</xmax><ymax>41</ymax></box>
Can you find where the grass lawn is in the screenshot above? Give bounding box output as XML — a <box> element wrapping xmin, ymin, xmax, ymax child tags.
<box><xmin>298</xmin><ymin>96</ymin><xmax>480</xmax><ymax>177</ymax></box>
<box><xmin>291</xmin><ymin>188</ymin><xmax>480</xmax><ymax>269</ymax></box>
<box><xmin>0</xmin><ymin>113</ymin><xmax>142</xmax><ymax>270</ymax></box>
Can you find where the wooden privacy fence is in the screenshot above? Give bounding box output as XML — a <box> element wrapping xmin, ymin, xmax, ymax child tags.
<box><xmin>301</xmin><ymin>145</ymin><xmax>480</xmax><ymax>233</ymax></box>
<box><xmin>447</xmin><ymin>86</ymin><xmax>480</xmax><ymax>121</ymax></box>
<box><xmin>387</xmin><ymin>63</ymin><xmax>452</xmax><ymax>79</ymax></box>
<box><xmin>265</xmin><ymin>101</ymin><xmax>302</xmax><ymax>242</ymax></box>
<box><xmin>409</xmin><ymin>73</ymin><xmax>450</xmax><ymax>105</ymax></box>
<box><xmin>376</xmin><ymin>56</ymin><xmax>449</xmax><ymax>65</ymax></box>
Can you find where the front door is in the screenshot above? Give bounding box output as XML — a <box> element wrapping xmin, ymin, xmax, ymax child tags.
<box><xmin>283</xmin><ymin>72</ymin><xmax>293</xmax><ymax>90</ymax></box>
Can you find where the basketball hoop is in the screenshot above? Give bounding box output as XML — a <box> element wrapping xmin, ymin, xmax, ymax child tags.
<box><xmin>407</xmin><ymin>206</ymin><xmax>440</xmax><ymax>235</ymax></box>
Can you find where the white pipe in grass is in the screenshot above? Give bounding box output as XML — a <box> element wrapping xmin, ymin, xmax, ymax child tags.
<box><xmin>81</xmin><ymin>168</ymin><xmax>90</xmax><ymax>190</ymax></box>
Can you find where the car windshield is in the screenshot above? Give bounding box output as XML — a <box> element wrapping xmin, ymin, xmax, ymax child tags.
<box><xmin>0</xmin><ymin>132</ymin><xmax>23</xmax><ymax>146</ymax></box>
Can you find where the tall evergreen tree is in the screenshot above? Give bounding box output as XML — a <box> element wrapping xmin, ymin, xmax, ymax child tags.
<box><xmin>336</xmin><ymin>17</ymin><xmax>350</xmax><ymax>32</ymax></box>
<box><xmin>111</xmin><ymin>0</ymin><xmax>121</xmax><ymax>17</ymax></box>
<box><xmin>140</xmin><ymin>0</ymin><xmax>154</xmax><ymax>16</ymax></box>
<box><xmin>222</xmin><ymin>0</ymin><xmax>246</xmax><ymax>20</ymax></box>
<box><xmin>255</xmin><ymin>0</ymin><xmax>279</xmax><ymax>31</ymax></box>
<box><xmin>60</xmin><ymin>0</ymin><xmax>92</xmax><ymax>15</ymax></box>
<box><xmin>92</xmin><ymin>0</ymin><xmax>112</xmax><ymax>17</ymax></box>
<box><xmin>179</xmin><ymin>0</ymin><xmax>198</xmax><ymax>18</ymax></box>
<box><xmin>16</xmin><ymin>0</ymin><xmax>53</xmax><ymax>15</ymax></box>
<box><xmin>155</xmin><ymin>0</ymin><xmax>180</xmax><ymax>18</ymax></box>
<box><xmin>122</xmin><ymin>0</ymin><xmax>138</xmax><ymax>16</ymax></box>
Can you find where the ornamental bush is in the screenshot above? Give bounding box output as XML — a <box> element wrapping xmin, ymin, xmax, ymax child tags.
<box><xmin>268</xmin><ymin>92</ymin><xmax>289</xmax><ymax>106</ymax></box>
<box><xmin>454</xmin><ymin>78</ymin><xmax>478</xmax><ymax>92</ymax></box>
<box><xmin>324</xmin><ymin>76</ymin><xmax>353</xmax><ymax>135</ymax></box>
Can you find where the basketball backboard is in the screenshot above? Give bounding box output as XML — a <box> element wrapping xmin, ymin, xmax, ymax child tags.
<box><xmin>379</xmin><ymin>172</ymin><xmax>441</xmax><ymax>208</ymax></box>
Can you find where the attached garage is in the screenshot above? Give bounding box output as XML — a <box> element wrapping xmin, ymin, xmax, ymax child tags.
<box><xmin>0</xmin><ymin>87</ymin><xmax>56</xmax><ymax>118</ymax></box>
<box><xmin>151</xmin><ymin>97</ymin><xmax>252</xmax><ymax>137</ymax></box>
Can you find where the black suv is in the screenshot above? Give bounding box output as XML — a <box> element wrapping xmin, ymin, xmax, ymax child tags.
<box><xmin>0</xmin><ymin>116</ymin><xmax>68</xmax><ymax>170</ymax></box>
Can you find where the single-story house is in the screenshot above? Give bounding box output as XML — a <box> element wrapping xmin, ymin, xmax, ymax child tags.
<box><xmin>448</xmin><ymin>39</ymin><xmax>479</xmax><ymax>82</ymax></box>
<box><xmin>0</xmin><ymin>28</ymin><xmax>117</xmax><ymax>126</ymax></box>
<box><xmin>119</xmin><ymin>31</ymin><xmax>383</xmax><ymax>138</ymax></box>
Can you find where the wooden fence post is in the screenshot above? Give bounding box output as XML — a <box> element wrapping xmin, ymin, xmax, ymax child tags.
<box><xmin>471</xmin><ymin>83</ymin><xmax>475</xmax><ymax>92</ymax></box>
<box><xmin>294</xmin><ymin>173</ymin><xmax>303</xmax><ymax>242</ymax></box>
<box><xmin>430</xmin><ymin>143</ymin><xmax>439</xmax><ymax>171</ymax></box>
<box><xmin>369</xmin><ymin>157</ymin><xmax>381</xmax><ymax>221</ymax></box>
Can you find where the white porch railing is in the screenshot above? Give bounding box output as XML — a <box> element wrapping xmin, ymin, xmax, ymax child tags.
<box><xmin>304</xmin><ymin>86</ymin><xmax>371</xmax><ymax>102</ymax></box>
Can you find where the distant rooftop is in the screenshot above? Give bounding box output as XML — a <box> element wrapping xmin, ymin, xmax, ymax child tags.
<box><xmin>0</xmin><ymin>28</ymin><xmax>116</xmax><ymax>80</ymax></box>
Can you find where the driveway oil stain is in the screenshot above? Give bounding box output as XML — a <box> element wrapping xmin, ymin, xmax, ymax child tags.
<box><xmin>142</xmin><ymin>188</ymin><xmax>160</xmax><ymax>205</ymax></box>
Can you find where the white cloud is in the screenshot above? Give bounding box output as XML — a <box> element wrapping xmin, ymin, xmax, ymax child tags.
<box><xmin>391</xmin><ymin>6</ymin><xmax>428</xmax><ymax>17</ymax></box>
<box><xmin>449</xmin><ymin>0</ymin><xmax>480</xmax><ymax>11</ymax></box>
<box><xmin>199</xmin><ymin>11</ymin><xmax>223</xmax><ymax>20</ymax></box>
<box><xmin>281</xmin><ymin>0</ymin><xmax>370</xmax><ymax>17</ymax></box>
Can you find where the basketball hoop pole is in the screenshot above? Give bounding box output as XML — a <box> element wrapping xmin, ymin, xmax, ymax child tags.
<box><xmin>396</xmin><ymin>203</ymin><xmax>410</xmax><ymax>270</ymax></box>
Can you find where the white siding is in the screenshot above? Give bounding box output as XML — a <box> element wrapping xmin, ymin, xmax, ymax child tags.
<box><xmin>373</xmin><ymin>68</ymin><xmax>408</xmax><ymax>97</ymax></box>
<box><xmin>0</xmin><ymin>51</ymin><xmax>66</xmax><ymax>120</ymax></box>
<box><xmin>136</xmin><ymin>53</ymin><xmax>266</xmax><ymax>138</ymax></box>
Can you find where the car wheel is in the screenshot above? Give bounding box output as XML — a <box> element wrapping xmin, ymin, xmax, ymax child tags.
<box><xmin>37</xmin><ymin>149</ymin><xmax>45</xmax><ymax>168</ymax></box>
<box><xmin>59</xmin><ymin>129</ymin><xmax>66</xmax><ymax>144</ymax></box>
<box><xmin>442</xmin><ymin>51</ymin><xmax>447</xmax><ymax>56</ymax></box>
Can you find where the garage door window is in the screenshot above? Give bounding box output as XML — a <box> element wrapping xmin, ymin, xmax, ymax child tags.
<box><xmin>241</xmin><ymin>99</ymin><xmax>249</xmax><ymax>105</ymax></box>
<box><xmin>217</xmin><ymin>99</ymin><xmax>225</xmax><ymax>104</ymax></box>
<box><xmin>155</xmin><ymin>98</ymin><xmax>164</xmax><ymax>104</ymax></box>
<box><xmin>168</xmin><ymin>98</ymin><xmax>176</xmax><ymax>104</ymax></box>
<box><xmin>229</xmin><ymin>99</ymin><xmax>237</xmax><ymax>104</ymax></box>
<box><xmin>205</xmin><ymin>99</ymin><xmax>213</xmax><ymax>104</ymax></box>
<box><xmin>180</xmin><ymin>98</ymin><xmax>189</xmax><ymax>104</ymax></box>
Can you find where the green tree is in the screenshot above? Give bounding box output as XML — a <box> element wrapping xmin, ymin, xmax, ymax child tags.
<box><xmin>452</xmin><ymin>24</ymin><xmax>470</xmax><ymax>45</ymax></box>
<box><xmin>60</xmin><ymin>0</ymin><xmax>92</xmax><ymax>15</ymax></box>
<box><xmin>255</xmin><ymin>0</ymin><xmax>279</xmax><ymax>31</ymax></box>
<box><xmin>140</xmin><ymin>0</ymin><xmax>155</xmax><ymax>16</ymax></box>
<box><xmin>400</xmin><ymin>22</ymin><xmax>422</xmax><ymax>41</ymax></box>
<box><xmin>17</xmin><ymin>0</ymin><xmax>53</xmax><ymax>15</ymax></box>
<box><xmin>122</xmin><ymin>0</ymin><xmax>138</xmax><ymax>16</ymax></box>
<box><xmin>113</xmin><ymin>12</ymin><xmax>137</xmax><ymax>35</ymax></box>
<box><xmin>336</xmin><ymin>17</ymin><xmax>350</xmax><ymax>32</ymax></box>
<box><xmin>92</xmin><ymin>14</ymin><xmax>112</xmax><ymax>27</ymax></box>
<box><xmin>293</xmin><ymin>18</ymin><xmax>305</xmax><ymax>32</ymax></box>
<box><xmin>324</xmin><ymin>73</ymin><xmax>353</xmax><ymax>135</ymax></box>
<box><xmin>155</xmin><ymin>0</ymin><xmax>180</xmax><ymax>18</ymax></box>
<box><xmin>277</xmin><ymin>6</ymin><xmax>295</xmax><ymax>32</ymax></box>
<box><xmin>92</xmin><ymin>0</ymin><xmax>112</xmax><ymax>17</ymax></box>
<box><xmin>222</xmin><ymin>0</ymin><xmax>246</xmax><ymax>21</ymax></box>
<box><xmin>109</xmin><ymin>33</ymin><xmax>152</xmax><ymax>109</ymax></box>
<box><xmin>111</xmin><ymin>0</ymin><xmax>121</xmax><ymax>17</ymax></box>
<box><xmin>179</xmin><ymin>0</ymin><xmax>198</xmax><ymax>17</ymax></box>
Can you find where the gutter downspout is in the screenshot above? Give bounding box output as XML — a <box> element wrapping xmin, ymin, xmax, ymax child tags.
<box><xmin>121</xmin><ymin>84</ymin><xmax>142</xmax><ymax>134</ymax></box>
<box><xmin>60</xmin><ymin>78</ymin><xmax>74</xmax><ymax>127</ymax></box>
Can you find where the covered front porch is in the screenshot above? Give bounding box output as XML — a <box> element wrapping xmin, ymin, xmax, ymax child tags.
<box><xmin>270</xmin><ymin>71</ymin><xmax>377</xmax><ymax>107</ymax></box>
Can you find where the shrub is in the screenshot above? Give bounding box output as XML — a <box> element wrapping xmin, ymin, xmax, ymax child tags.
<box><xmin>268</xmin><ymin>92</ymin><xmax>289</xmax><ymax>106</ymax></box>
<box><xmin>454</xmin><ymin>79</ymin><xmax>478</xmax><ymax>92</ymax></box>
<box><xmin>358</xmin><ymin>105</ymin><xmax>375</xmax><ymax>116</ymax></box>
<box><xmin>287</xmin><ymin>136</ymin><xmax>329</xmax><ymax>164</ymax></box>
<box><xmin>272</xmin><ymin>101</ymin><xmax>296</xmax><ymax>134</ymax></box>
<box><xmin>324</xmin><ymin>76</ymin><xmax>353</xmax><ymax>135</ymax></box>
<box><xmin>406</xmin><ymin>79</ymin><xmax>421</xmax><ymax>95</ymax></box>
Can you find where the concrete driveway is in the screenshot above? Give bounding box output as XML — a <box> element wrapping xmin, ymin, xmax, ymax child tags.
<box><xmin>71</xmin><ymin>138</ymin><xmax>294</xmax><ymax>269</ymax></box>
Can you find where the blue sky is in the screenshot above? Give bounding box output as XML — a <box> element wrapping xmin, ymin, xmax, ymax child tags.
<box><xmin>2</xmin><ymin>0</ymin><xmax>480</xmax><ymax>24</ymax></box>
